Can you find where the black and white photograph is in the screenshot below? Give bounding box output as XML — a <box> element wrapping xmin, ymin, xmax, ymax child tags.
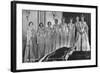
<box><xmin>22</xmin><ymin>10</ymin><xmax>91</xmax><ymax>63</ymax></box>
<box><xmin>11</xmin><ymin>1</ymin><xmax>97</xmax><ymax>72</ymax></box>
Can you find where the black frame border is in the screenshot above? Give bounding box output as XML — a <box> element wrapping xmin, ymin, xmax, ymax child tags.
<box><xmin>11</xmin><ymin>1</ymin><xmax>98</xmax><ymax>72</ymax></box>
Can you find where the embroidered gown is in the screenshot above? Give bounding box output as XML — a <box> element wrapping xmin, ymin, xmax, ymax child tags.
<box><xmin>75</xmin><ymin>21</ymin><xmax>90</xmax><ymax>51</ymax></box>
<box><xmin>67</xmin><ymin>23</ymin><xmax>75</xmax><ymax>47</ymax></box>
<box><xmin>37</xmin><ymin>27</ymin><xmax>45</xmax><ymax>59</ymax></box>
<box><xmin>24</xmin><ymin>27</ymin><xmax>37</xmax><ymax>62</ymax></box>
<box><xmin>80</xmin><ymin>21</ymin><xmax>90</xmax><ymax>51</ymax></box>
<box><xmin>59</xmin><ymin>23</ymin><xmax>67</xmax><ymax>47</ymax></box>
<box><xmin>53</xmin><ymin>24</ymin><xmax>60</xmax><ymax>50</ymax></box>
<box><xmin>64</xmin><ymin>24</ymin><xmax>69</xmax><ymax>47</ymax></box>
<box><xmin>45</xmin><ymin>27</ymin><xmax>53</xmax><ymax>55</ymax></box>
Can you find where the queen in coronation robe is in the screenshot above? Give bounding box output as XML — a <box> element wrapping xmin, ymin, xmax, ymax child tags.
<box><xmin>80</xmin><ymin>15</ymin><xmax>90</xmax><ymax>51</ymax></box>
<box><xmin>75</xmin><ymin>16</ymin><xmax>90</xmax><ymax>51</ymax></box>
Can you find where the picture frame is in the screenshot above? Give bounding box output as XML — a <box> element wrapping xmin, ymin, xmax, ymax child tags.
<box><xmin>11</xmin><ymin>1</ymin><xmax>98</xmax><ymax>72</ymax></box>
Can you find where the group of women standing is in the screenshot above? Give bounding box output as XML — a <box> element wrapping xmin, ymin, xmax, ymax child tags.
<box><xmin>24</xmin><ymin>15</ymin><xmax>90</xmax><ymax>62</ymax></box>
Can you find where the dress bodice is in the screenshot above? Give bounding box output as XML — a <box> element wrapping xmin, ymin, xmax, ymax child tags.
<box><xmin>80</xmin><ymin>22</ymin><xmax>87</xmax><ymax>33</ymax></box>
<box><xmin>45</xmin><ymin>27</ymin><xmax>52</xmax><ymax>37</ymax></box>
<box><xmin>37</xmin><ymin>28</ymin><xmax>45</xmax><ymax>37</ymax></box>
<box><xmin>26</xmin><ymin>27</ymin><xmax>34</xmax><ymax>41</ymax></box>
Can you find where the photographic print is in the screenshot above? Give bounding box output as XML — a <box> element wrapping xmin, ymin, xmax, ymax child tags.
<box><xmin>11</xmin><ymin>1</ymin><xmax>98</xmax><ymax>72</ymax></box>
<box><xmin>22</xmin><ymin>10</ymin><xmax>91</xmax><ymax>62</ymax></box>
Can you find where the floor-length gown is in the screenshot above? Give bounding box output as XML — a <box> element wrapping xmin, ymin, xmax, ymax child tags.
<box><xmin>24</xmin><ymin>27</ymin><xmax>36</xmax><ymax>62</ymax></box>
<box><xmin>32</xmin><ymin>30</ymin><xmax>38</xmax><ymax>61</ymax></box>
<box><xmin>75</xmin><ymin>22</ymin><xmax>82</xmax><ymax>51</ymax></box>
<box><xmin>80</xmin><ymin>22</ymin><xmax>90</xmax><ymax>51</ymax></box>
<box><xmin>59</xmin><ymin>23</ymin><xmax>67</xmax><ymax>47</ymax></box>
<box><xmin>64</xmin><ymin>24</ymin><xmax>69</xmax><ymax>47</ymax></box>
<box><xmin>45</xmin><ymin>27</ymin><xmax>53</xmax><ymax>55</ymax></box>
<box><xmin>37</xmin><ymin>28</ymin><xmax>45</xmax><ymax>59</ymax></box>
<box><xmin>53</xmin><ymin>24</ymin><xmax>60</xmax><ymax>50</ymax></box>
<box><xmin>76</xmin><ymin>21</ymin><xmax>90</xmax><ymax>51</ymax></box>
<box><xmin>67</xmin><ymin>23</ymin><xmax>75</xmax><ymax>47</ymax></box>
